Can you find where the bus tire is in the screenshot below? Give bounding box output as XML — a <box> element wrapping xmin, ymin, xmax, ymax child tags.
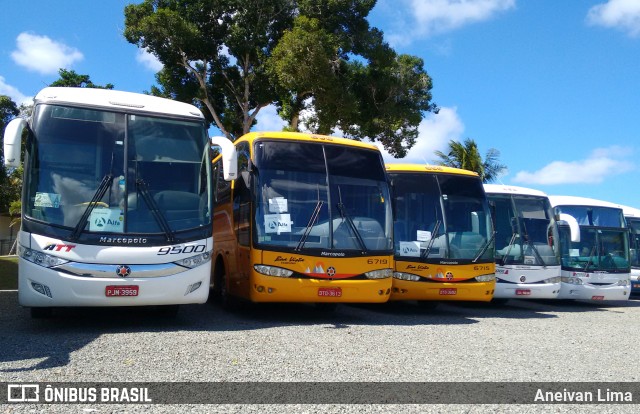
<box><xmin>30</xmin><ymin>307</ymin><xmax>53</xmax><ymax>319</ymax></box>
<box><xmin>213</xmin><ymin>261</ymin><xmax>237</xmax><ymax>310</ymax></box>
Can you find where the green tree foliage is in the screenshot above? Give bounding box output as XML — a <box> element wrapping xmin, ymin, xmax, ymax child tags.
<box><xmin>50</xmin><ymin>69</ymin><xmax>114</xmax><ymax>89</ymax></box>
<box><xmin>0</xmin><ymin>95</ymin><xmax>21</xmax><ymax>213</ymax></box>
<box><xmin>123</xmin><ymin>0</ymin><xmax>437</xmax><ymax>156</ymax></box>
<box><xmin>434</xmin><ymin>138</ymin><xmax>507</xmax><ymax>183</ymax></box>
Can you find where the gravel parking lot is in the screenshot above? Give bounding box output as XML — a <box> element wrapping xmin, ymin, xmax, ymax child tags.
<box><xmin>1</xmin><ymin>291</ymin><xmax>639</xmax><ymax>412</ymax></box>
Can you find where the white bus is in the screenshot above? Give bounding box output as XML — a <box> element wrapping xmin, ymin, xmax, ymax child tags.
<box><xmin>484</xmin><ymin>184</ymin><xmax>561</xmax><ymax>299</ymax></box>
<box><xmin>548</xmin><ymin>195</ymin><xmax>630</xmax><ymax>301</ymax></box>
<box><xmin>3</xmin><ymin>87</ymin><xmax>236</xmax><ymax>317</ymax></box>
<box><xmin>618</xmin><ymin>204</ymin><xmax>640</xmax><ymax>296</ymax></box>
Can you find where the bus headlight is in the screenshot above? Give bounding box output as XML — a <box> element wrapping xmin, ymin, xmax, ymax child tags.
<box><xmin>18</xmin><ymin>244</ymin><xmax>69</xmax><ymax>268</ymax></box>
<box><xmin>393</xmin><ymin>272</ymin><xmax>421</xmax><ymax>281</ymax></box>
<box><xmin>544</xmin><ymin>276</ymin><xmax>561</xmax><ymax>284</ymax></box>
<box><xmin>365</xmin><ymin>269</ymin><xmax>393</xmax><ymax>279</ymax></box>
<box><xmin>174</xmin><ymin>250</ymin><xmax>212</xmax><ymax>269</ymax></box>
<box><xmin>475</xmin><ymin>274</ymin><xmax>496</xmax><ymax>282</ymax></box>
<box><xmin>618</xmin><ymin>279</ymin><xmax>629</xmax><ymax>287</ymax></box>
<box><xmin>254</xmin><ymin>265</ymin><xmax>293</xmax><ymax>278</ymax></box>
<box><xmin>561</xmin><ymin>276</ymin><xmax>583</xmax><ymax>285</ymax></box>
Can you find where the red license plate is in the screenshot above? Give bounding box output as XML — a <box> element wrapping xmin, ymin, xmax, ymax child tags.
<box><xmin>439</xmin><ymin>288</ymin><xmax>457</xmax><ymax>295</ymax></box>
<box><xmin>318</xmin><ymin>287</ymin><xmax>342</xmax><ymax>297</ymax></box>
<box><xmin>516</xmin><ymin>289</ymin><xmax>531</xmax><ymax>296</ymax></box>
<box><xmin>591</xmin><ymin>295</ymin><xmax>604</xmax><ymax>300</ymax></box>
<box><xmin>106</xmin><ymin>285</ymin><xmax>139</xmax><ymax>297</ymax></box>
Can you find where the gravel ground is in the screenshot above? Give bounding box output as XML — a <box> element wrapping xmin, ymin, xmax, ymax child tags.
<box><xmin>1</xmin><ymin>290</ymin><xmax>639</xmax><ymax>412</ymax></box>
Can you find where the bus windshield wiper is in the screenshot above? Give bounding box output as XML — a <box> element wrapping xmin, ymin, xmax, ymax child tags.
<box><xmin>473</xmin><ymin>231</ymin><xmax>496</xmax><ymax>263</ymax></box>
<box><xmin>136</xmin><ymin>179</ymin><xmax>175</xmax><ymax>243</ymax></box>
<box><xmin>336</xmin><ymin>186</ymin><xmax>367</xmax><ymax>253</ymax></box>
<box><xmin>584</xmin><ymin>244</ymin><xmax>597</xmax><ymax>271</ymax></box>
<box><xmin>70</xmin><ymin>174</ymin><xmax>114</xmax><ymax>241</ymax></box>
<box><xmin>520</xmin><ymin>218</ymin><xmax>546</xmax><ymax>268</ymax></box>
<box><xmin>421</xmin><ymin>220</ymin><xmax>441</xmax><ymax>259</ymax></box>
<box><xmin>296</xmin><ymin>189</ymin><xmax>324</xmax><ymax>252</ymax></box>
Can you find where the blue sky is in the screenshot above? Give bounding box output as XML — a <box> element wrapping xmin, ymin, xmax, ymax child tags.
<box><xmin>2</xmin><ymin>0</ymin><xmax>640</xmax><ymax>208</ymax></box>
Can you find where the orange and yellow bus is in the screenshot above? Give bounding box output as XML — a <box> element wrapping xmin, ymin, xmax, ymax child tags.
<box><xmin>386</xmin><ymin>164</ymin><xmax>496</xmax><ymax>303</ymax></box>
<box><xmin>210</xmin><ymin>132</ymin><xmax>393</xmax><ymax>306</ymax></box>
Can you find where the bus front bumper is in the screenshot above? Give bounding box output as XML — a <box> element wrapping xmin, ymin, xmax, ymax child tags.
<box><xmin>493</xmin><ymin>282</ymin><xmax>561</xmax><ymax>299</ymax></box>
<box><xmin>557</xmin><ymin>282</ymin><xmax>630</xmax><ymax>301</ymax></box>
<box><xmin>18</xmin><ymin>259</ymin><xmax>211</xmax><ymax>307</ymax></box>
<box><xmin>389</xmin><ymin>279</ymin><xmax>495</xmax><ymax>302</ymax></box>
<box><xmin>249</xmin><ymin>272</ymin><xmax>392</xmax><ymax>303</ymax></box>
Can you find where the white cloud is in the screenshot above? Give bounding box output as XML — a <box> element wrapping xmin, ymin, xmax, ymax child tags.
<box><xmin>252</xmin><ymin>104</ymin><xmax>287</xmax><ymax>132</ymax></box>
<box><xmin>410</xmin><ymin>0</ymin><xmax>515</xmax><ymax>37</ymax></box>
<box><xmin>376</xmin><ymin>106</ymin><xmax>465</xmax><ymax>164</ymax></box>
<box><xmin>11</xmin><ymin>32</ymin><xmax>83</xmax><ymax>75</ymax></box>
<box><xmin>136</xmin><ymin>48</ymin><xmax>164</xmax><ymax>72</ymax></box>
<box><xmin>0</xmin><ymin>76</ymin><xmax>31</xmax><ymax>106</ymax></box>
<box><xmin>512</xmin><ymin>146</ymin><xmax>635</xmax><ymax>185</ymax></box>
<box><xmin>587</xmin><ymin>0</ymin><xmax>640</xmax><ymax>37</ymax></box>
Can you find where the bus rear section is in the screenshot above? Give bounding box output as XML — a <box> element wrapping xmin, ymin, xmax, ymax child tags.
<box><xmin>549</xmin><ymin>196</ymin><xmax>630</xmax><ymax>301</ymax></box>
<box><xmin>387</xmin><ymin>165</ymin><xmax>496</xmax><ymax>303</ymax></box>
<box><xmin>211</xmin><ymin>132</ymin><xmax>393</xmax><ymax>305</ymax></box>
<box><xmin>3</xmin><ymin>87</ymin><xmax>232</xmax><ymax>316</ymax></box>
<box><xmin>484</xmin><ymin>184</ymin><xmax>561</xmax><ymax>300</ymax></box>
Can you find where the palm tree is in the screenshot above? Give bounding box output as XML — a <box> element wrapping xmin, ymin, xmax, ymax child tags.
<box><xmin>434</xmin><ymin>138</ymin><xmax>506</xmax><ymax>183</ymax></box>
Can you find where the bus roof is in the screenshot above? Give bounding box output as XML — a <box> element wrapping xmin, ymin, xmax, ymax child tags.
<box><xmin>233</xmin><ymin>131</ymin><xmax>380</xmax><ymax>151</ymax></box>
<box><xmin>483</xmin><ymin>184</ymin><xmax>548</xmax><ymax>197</ymax></box>
<box><xmin>615</xmin><ymin>203</ymin><xmax>640</xmax><ymax>218</ymax></box>
<box><xmin>548</xmin><ymin>195</ymin><xmax>622</xmax><ymax>210</ymax></box>
<box><xmin>34</xmin><ymin>87</ymin><xmax>204</xmax><ymax>119</ymax></box>
<box><xmin>385</xmin><ymin>163</ymin><xmax>478</xmax><ymax>177</ymax></box>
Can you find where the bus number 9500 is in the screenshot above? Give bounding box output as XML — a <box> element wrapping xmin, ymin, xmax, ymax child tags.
<box><xmin>158</xmin><ymin>245</ymin><xmax>206</xmax><ymax>255</ymax></box>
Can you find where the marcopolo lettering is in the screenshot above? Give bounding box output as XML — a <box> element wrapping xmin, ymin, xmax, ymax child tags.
<box><xmin>99</xmin><ymin>237</ymin><xmax>148</xmax><ymax>244</ymax></box>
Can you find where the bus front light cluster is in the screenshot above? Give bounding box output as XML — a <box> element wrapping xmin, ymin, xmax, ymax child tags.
<box><xmin>475</xmin><ymin>274</ymin><xmax>496</xmax><ymax>282</ymax></box>
<box><xmin>561</xmin><ymin>276</ymin><xmax>583</xmax><ymax>285</ymax></box>
<box><xmin>174</xmin><ymin>250</ymin><xmax>212</xmax><ymax>269</ymax></box>
<box><xmin>393</xmin><ymin>272</ymin><xmax>421</xmax><ymax>281</ymax></box>
<box><xmin>618</xmin><ymin>279</ymin><xmax>629</xmax><ymax>287</ymax></box>
<box><xmin>544</xmin><ymin>276</ymin><xmax>561</xmax><ymax>284</ymax></box>
<box><xmin>365</xmin><ymin>269</ymin><xmax>393</xmax><ymax>279</ymax></box>
<box><xmin>254</xmin><ymin>265</ymin><xmax>293</xmax><ymax>278</ymax></box>
<box><xmin>18</xmin><ymin>244</ymin><xmax>69</xmax><ymax>268</ymax></box>
<box><xmin>31</xmin><ymin>282</ymin><xmax>52</xmax><ymax>298</ymax></box>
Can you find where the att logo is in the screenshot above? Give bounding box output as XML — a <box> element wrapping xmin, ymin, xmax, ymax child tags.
<box><xmin>43</xmin><ymin>244</ymin><xmax>76</xmax><ymax>252</ymax></box>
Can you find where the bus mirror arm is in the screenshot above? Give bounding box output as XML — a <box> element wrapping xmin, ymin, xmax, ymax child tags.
<box><xmin>559</xmin><ymin>213</ymin><xmax>580</xmax><ymax>243</ymax></box>
<box><xmin>3</xmin><ymin>118</ymin><xmax>28</xmax><ymax>168</ymax></box>
<box><xmin>210</xmin><ymin>136</ymin><xmax>237</xmax><ymax>181</ymax></box>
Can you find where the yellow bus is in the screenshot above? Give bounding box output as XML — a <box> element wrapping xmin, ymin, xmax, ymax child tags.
<box><xmin>211</xmin><ymin>132</ymin><xmax>393</xmax><ymax>306</ymax></box>
<box><xmin>386</xmin><ymin>164</ymin><xmax>496</xmax><ymax>303</ymax></box>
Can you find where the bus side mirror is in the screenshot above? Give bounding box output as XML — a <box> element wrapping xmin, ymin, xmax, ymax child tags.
<box><xmin>3</xmin><ymin>118</ymin><xmax>27</xmax><ymax>168</ymax></box>
<box><xmin>210</xmin><ymin>136</ymin><xmax>237</xmax><ymax>181</ymax></box>
<box><xmin>559</xmin><ymin>213</ymin><xmax>580</xmax><ymax>243</ymax></box>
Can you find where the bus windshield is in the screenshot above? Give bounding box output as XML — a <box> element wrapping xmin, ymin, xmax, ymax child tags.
<box><xmin>253</xmin><ymin>140</ymin><xmax>392</xmax><ymax>253</ymax></box>
<box><xmin>491</xmin><ymin>195</ymin><xmax>559</xmax><ymax>266</ymax></box>
<box><xmin>557</xmin><ymin>225</ymin><xmax>630</xmax><ymax>272</ymax></box>
<box><xmin>25</xmin><ymin>104</ymin><xmax>211</xmax><ymax>239</ymax></box>
<box><xmin>392</xmin><ymin>172</ymin><xmax>494</xmax><ymax>261</ymax></box>
<box><xmin>628</xmin><ymin>217</ymin><xmax>640</xmax><ymax>268</ymax></box>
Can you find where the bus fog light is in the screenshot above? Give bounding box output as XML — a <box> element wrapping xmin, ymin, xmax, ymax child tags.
<box><xmin>185</xmin><ymin>281</ymin><xmax>202</xmax><ymax>295</ymax></box>
<box><xmin>31</xmin><ymin>282</ymin><xmax>52</xmax><ymax>298</ymax></box>
<box><xmin>257</xmin><ymin>285</ymin><xmax>264</xmax><ymax>292</ymax></box>
<box><xmin>365</xmin><ymin>269</ymin><xmax>392</xmax><ymax>279</ymax></box>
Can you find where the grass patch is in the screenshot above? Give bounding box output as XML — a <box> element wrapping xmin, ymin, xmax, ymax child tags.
<box><xmin>0</xmin><ymin>256</ymin><xmax>18</xmax><ymax>289</ymax></box>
